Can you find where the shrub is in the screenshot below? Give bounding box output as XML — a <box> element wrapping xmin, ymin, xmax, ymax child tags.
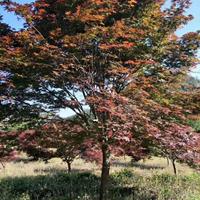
<box><xmin>188</xmin><ymin>120</ymin><xmax>200</xmax><ymax>132</ymax></box>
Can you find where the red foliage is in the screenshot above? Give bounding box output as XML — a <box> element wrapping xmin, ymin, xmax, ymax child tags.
<box><xmin>0</xmin><ymin>130</ymin><xmax>18</xmax><ymax>163</ymax></box>
<box><xmin>1</xmin><ymin>0</ymin><xmax>200</xmax><ymax>198</ymax></box>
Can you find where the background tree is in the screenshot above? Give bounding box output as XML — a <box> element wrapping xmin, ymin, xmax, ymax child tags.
<box><xmin>19</xmin><ymin>119</ymin><xmax>86</xmax><ymax>173</ymax></box>
<box><xmin>0</xmin><ymin>130</ymin><xmax>18</xmax><ymax>168</ymax></box>
<box><xmin>0</xmin><ymin>14</ymin><xmax>13</xmax><ymax>113</ymax></box>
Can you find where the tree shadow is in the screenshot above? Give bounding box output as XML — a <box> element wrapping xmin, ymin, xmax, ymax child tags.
<box><xmin>0</xmin><ymin>172</ymin><xmax>99</xmax><ymax>200</ymax></box>
<box><xmin>112</xmin><ymin>160</ymin><xmax>132</xmax><ymax>168</ymax></box>
<box><xmin>112</xmin><ymin>160</ymin><xmax>165</xmax><ymax>170</ymax></box>
<box><xmin>131</xmin><ymin>162</ymin><xmax>165</xmax><ymax>170</ymax></box>
<box><xmin>13</xmin><ymin>157</ymin><xmax>42</xmax><ymax>164</ymax></box>
<box><xmin>33</xmin><ymin>167</ymin><xmax>90</xmax><ymax>175</ymax></box>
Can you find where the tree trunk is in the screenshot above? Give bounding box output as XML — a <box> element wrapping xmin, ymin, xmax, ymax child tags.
<box><xmin>67</xmin><ymin>161</ymin><xmax>72</xmax><ymax>173</ymax></box>
<box><xmin>99</xmin><ymin>145</ymin><xmax>110</xmax><ymax>200</ymax></box>
<box><xmin>166</xmin><ymin>157</ymin><xmax>169</xmax><ymax>166</ymax></box>
<box><xmin>171</xmin><ymin>159</ymin><xmax>177</xmax><ymax>175</ymax></box>
<box><xmin>67</xmin><ymin>161</ymin><xmax>72</xmax><ymax>199</ymax></box>
<box><xmin>1</xmin><ymin>162</ymin><xmax>5</xmax><ymax>169</ymax></box>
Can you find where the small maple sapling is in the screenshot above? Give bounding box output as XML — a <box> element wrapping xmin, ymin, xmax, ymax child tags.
<box><xmin>19</xmin><ymin>120</ymin><xmax>85</xmax><ymax>173</ymax></box>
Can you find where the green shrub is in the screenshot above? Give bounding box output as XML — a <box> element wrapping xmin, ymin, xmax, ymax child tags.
<box><xmin>188</xmin><ymin>120</ymin><xmax>200</xmax><ymax>132</ymax></box>
<box><xmin>111</xmin><ymin>170</ymin><xmax>200</xmax><ymax>200</ymax></box>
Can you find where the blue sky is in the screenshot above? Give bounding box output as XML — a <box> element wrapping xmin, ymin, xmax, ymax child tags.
<box><xmin>0</xmin><ymin>0</ymin><xmax>200</xmax><ymax>33</ymax></box>
<box><xmin>0</xmin><ymin>0</ymin><xmax>200</xmax><ymax>34</ymax></box>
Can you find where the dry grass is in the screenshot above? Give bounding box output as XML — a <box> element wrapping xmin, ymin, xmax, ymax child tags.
<box><xmin>0</xmin><ymin>156</ymin><xmax>195</xmax><ymax>179</ymax></box>
<box><xmin>0</xmin><ymin>156</ymin><xmax>199</xmax><ymax>200</ymax></box>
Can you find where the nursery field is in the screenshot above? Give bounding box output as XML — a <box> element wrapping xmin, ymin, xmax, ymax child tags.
<box><xmin>0</xmin><ymin>156</ymin><xmax>200</xmax><ymax>200</ymax></box>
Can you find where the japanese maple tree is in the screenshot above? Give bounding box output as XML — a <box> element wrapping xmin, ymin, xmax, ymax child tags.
<box><xmin>1</xmin><ymin>0</ymin><xmax>200</xmax><ymax>199</ymax></box>
<box><xmin>0</xmin><ymin>130</ymin><xmax>18</xmax><ymax>167</ymax></box>
<box><xmin>19</xmin><ymin>119</ymin><xmax>86</xmax><ymax>173</ymax></box>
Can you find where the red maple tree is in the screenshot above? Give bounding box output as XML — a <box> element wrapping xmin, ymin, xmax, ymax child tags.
<box><xmin>1</xmin><ymin>1</ymin><xmax>200</xmax><ymax>199</ymax></box>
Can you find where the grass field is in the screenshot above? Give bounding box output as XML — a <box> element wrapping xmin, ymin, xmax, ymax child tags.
<box><xmin>0</xmin><ymin>156</ymin><xmax>200</xmax><ymax>200</ymax></box>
